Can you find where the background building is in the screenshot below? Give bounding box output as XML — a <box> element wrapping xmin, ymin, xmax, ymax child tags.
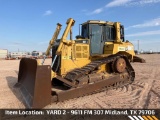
<box><xmin>0</xmin><ymin>49</ymin><xmax>8</xmax><ymax>59</ymax></box>
<box><xmin>9</xmin><ymin>51</ymin><xmax>28</xmax><ymax>59</ymax></box>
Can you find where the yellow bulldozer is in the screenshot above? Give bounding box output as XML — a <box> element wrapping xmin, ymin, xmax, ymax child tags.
<box><xmin>15</xmin><ymin>18</ymin><xmax>145</xmax><ymax>108</ymax></box>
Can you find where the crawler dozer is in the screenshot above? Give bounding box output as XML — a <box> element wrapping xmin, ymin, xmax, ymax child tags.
<box><xmin>15</xmin><ymin>18</ymin><xmax>145</xmax><ymax>108</ymax></box>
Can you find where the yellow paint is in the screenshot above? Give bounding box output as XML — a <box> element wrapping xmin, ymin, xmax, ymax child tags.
<box><xmin>36</xmin><ymin>59</ymin><xmax>41</xmax><ymax>65</ymax></box>
<box><xmin>152</xmin><ymin>116</ymin><xmax>159</xmax><ymax>120</ymax></box>
<box><xmin>50</xmin><ymin>18</ymin><xmax>137</xmax><ymax>79</ymax></box>
<box><xmin>142</xmin><ymin>116</ymin><xmax>149</xmax><ymax>120</ymax></box>
<box><xmin>114</xmin><ymin>22</ymin><xmax>121</xmax><ymax>42</ymax></box>
<box><xmin>97</xmin><ymin>64</ymin><xmax>106</xmax><ymax>73</ymax></box>
<box><xmin>45</xmin><ymin>23</ymin><xmax>62</xmax><ymax>56</ymax></box>
<box><xmin>104</xmin><ymin>41</ymin><xmax>135</xmax><ymax>61</ymax></box>
<box><xmin>56</xmin><ymin>18</ymin><xmax>75</xmax><ymax>55</ymax></box>
<box><xmin>60</xmin><ymin>42</ymin><xmax>91</xmax><ymax>76</ymax></box>
<box><xmin>51</xmin><ymin>71</ymin><xmax>57</xmax><ymax>78</ymax></box>
<box><xmin>147</xmin><ymin>116</ymin><xmax>154</xmax><ymax>120</ymax></box>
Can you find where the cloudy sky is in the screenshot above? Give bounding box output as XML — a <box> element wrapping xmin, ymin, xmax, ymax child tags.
<box><xmin>0</xmin><ymin>0</ymin><xmax>160</xmax><ymax>52</ymax></box>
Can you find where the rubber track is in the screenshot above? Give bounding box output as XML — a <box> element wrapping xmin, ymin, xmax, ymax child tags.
<box><xmin>65</xmin><ymin>54</ymin><xmax>135</xmax><ymax>84</ymax></box>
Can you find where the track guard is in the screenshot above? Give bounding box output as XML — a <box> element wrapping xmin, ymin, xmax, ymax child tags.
<box><xmin>15</xmin><ymin>58</ymin><xmax>51</xmax><ymax>108</ymax></box>
<box><xmin>133</xmin><ymin>56</ymin><xmax>146</xmax><ymax>63</ymax></box>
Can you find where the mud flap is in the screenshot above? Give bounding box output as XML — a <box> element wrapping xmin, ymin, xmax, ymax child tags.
<box><xmin>133</xmin><ymin>56</ymin><xmax>146</xmax><ymax>63</ymax></box>
<box><xmin>15</xmin><ymin>58</ymin><xmax>51</xmax><ymax>109</ymax></box>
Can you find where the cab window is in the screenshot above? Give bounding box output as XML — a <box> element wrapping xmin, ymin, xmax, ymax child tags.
<box><xmin>105</xmin><ymin>26</ymin><xmax>115</xmax><ymax>41</ymax></box>
<box><xmin>81</xmin><ymin>24</ymin><xmax>88</xmax><ymax>38</ymax></box>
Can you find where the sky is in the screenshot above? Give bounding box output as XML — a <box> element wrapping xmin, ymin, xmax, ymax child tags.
<box><xmin>0</xmin><ymin>0</ymin><xmax>160</xmax><ymax>52</ymax></box>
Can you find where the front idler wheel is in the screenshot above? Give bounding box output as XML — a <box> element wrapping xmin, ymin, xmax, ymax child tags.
<box><xmin>112</xmin><ymin>57</ymin><xmax>126</xmax><ymax>73</ymax></box>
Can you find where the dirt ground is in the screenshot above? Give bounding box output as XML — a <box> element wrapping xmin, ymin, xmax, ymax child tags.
<box><xmin>0</xmin><ymin>54</ymin><xmax>160</xmax><ymax>109</ymax></box>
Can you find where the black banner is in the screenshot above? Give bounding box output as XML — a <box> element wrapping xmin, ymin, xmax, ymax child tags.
<box><xmin>1</xmin><ymin>109</ymin><xmax>160</xmax><ymax>120</ymax></box>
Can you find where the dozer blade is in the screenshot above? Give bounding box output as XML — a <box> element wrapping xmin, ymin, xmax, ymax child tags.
<box><xmin>15</xmin><ymin>58</ymin><xmax>51</xmax><ymax>108</ymax></box>
<box><xmin>133</xmin><ymin>55</ymin><xmax>146</xmax><ymax>63</ymax></box>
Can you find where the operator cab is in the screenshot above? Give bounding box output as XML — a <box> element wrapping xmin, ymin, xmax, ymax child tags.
<box><xmin>79</xmin><ymin>20</ymin><xmax>125</xmax><ymax>55</ymax></box>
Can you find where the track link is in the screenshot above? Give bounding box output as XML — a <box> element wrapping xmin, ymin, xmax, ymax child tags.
<box><xmin>65</xmin><ymin>54</ymin><xmax>135</xmax><ymax>87</ymax></box>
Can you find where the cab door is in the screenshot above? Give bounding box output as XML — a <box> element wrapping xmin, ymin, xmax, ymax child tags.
<box><xmin>89</xmin><ymin>24</ymin><xmax>104</xmax><ymax>55</ymax></box>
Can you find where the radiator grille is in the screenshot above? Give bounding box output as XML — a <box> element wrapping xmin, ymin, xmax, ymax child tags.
<box><xmin>75</xmin><ymin>46</ymin><xmax>89</xmax><ymax>58</ymax></box>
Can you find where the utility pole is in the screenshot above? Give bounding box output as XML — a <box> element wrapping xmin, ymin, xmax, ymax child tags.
<box><xmin>138</xmin><ymin>40</ymin><xmax>139</xmax><ymax>54</ymax></box>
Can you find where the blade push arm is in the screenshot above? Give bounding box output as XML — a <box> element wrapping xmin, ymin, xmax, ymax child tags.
<box><xmin>41</xmin><ymin>23</ymin><xmax>62</xmax><ymax>65</ymax></box>
<box><xmin>56</xmin><ymin>18</ymin><xmax>75</xmax><ymax>55</ymax></box>
<box><xmin>45</xmin><ymin>23</ymin><xmax>62</xmax><ymax>56</ymax></box>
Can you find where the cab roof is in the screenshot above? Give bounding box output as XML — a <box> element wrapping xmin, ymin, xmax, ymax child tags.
<box><xmin>81</xmin><ymin>20</ymin><xmax>118</xmax><ymax>25</ymax></box>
